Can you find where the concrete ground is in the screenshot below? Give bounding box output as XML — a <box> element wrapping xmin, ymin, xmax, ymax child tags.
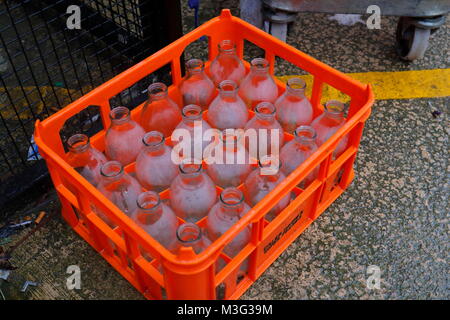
<box><xmin>1</xmin><ymin>1</ymin><xmax>448</xmax><ymax>299</ymax></box>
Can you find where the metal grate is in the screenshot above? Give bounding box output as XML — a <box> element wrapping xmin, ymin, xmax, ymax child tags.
<box><xmin>0</xmin><ymin>0</ymin><xmax>182</xmax><ymax>206</ymax></box>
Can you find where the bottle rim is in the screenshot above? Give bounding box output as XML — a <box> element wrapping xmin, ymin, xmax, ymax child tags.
<box><xmin>255</xmin><ymin>102</ymin><xmax>276</xmax><ymax>117</ymax></box>
<box><xmin>325</xmin><ymin>100</ymin><xmax>345</xmax><ymax>115</ymax></box>
<box><xmin>186</xmin><ymin>59</ymin><xmax>204</xmax><ymax>72</ymax></box>
<box><xmin>181</xmin><ymin>104</ymin><xmax>203</xmax><ymax>120</ymax></box>
<box><xmin>136</xmin><ymin>191</ymin><xmax>161</xmax><ymax>211</ymax></box>
<box><xmin>100</xmin><ymin>160</ymin><xmax>124</xmax><ymax>178</ymax></box>
<box><xmin>218</xmin><ymin>39</ymin><xmax>236</xmax><ymax>53</ymax></box>
<box><xmin>176</xmin><ymin>223</ymin><xmax>202</xmax><ymax>244</ymax></box>
<box><xmin>109</xmin><ymin>106</ymin><xmax>130</xmax><ymax>123</ymax></box>
<box><xmin>294</xmin><ymin>125</ymin><xmax>317</xmax><ymax>142</ymax></box>
<box><xmin>219</xmin><ymin>187</ymin><xmax>244</xmax><ymax>207</ymax></box>
<box><xmin>251</xmin><ymin>58</ymin><xmax>269</xmax><ymax>70</ymax></box>
<box><xmin>287</xmin><ymin>77</ymin><xmax>307</xmax><ymax>92</ymax></box>
<box><xmin>218</xmin><ymin>79</ymin><xmax>238</xmax><ymax>93</ymax></box>
<box><xmin>148</xmin><ymin>82</ymin><xmax>168</xmax><ymax>99</ymax></box>
<box><xmin>142</xmin><ymin>131</ymin><xmax>165</xmax><ymax>147</ymax></box>
<box><xmin>67</xmin><ymin>133</ymin><xmax>90</xmax><ymax>152</ymax></box>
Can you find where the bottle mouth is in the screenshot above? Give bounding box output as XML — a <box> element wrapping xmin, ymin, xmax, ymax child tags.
<box><xmin>67</xmin><ymin>133</ymin><xmax>89</xmax><ymax>152</ymax></box>
<box><xmin>176</xmin><ymin>223</ymin><xmax>202</xmax><ymax>244</ymax></box>
<box><xmin>100</xmin><ymin>161</ymin><xmax>124</xmax><ymax>178</ymax></box>
<box><xmin>325</xmin><ymin>100</ymin><xmax>345</xmax><ymax>115</ymax></box>
<box><xmin>109</xmin><ymin>106</ymin><xmax>130</xmax><ymax>123</ymax></box>
<box><xmin>294</xmin><ymin>125</ymin><xmax>317</xmax><ymax>142</ymax></box>
<box><xmin>186</xmin><ymin>59</ymin><xmax>204</xmax><ymax>73</ymax></box>
<box><xmin>219</xmin><ymin>187</ymin><xmax>244</xmax><ymax>207</ymax></box>
<box><xmin>179</xmin><ymin>160</ymin><xmax>203</xmax><ymax>175</ymax></box>
<box><xmin>219</xmin><ymin>80</ymin><xmax>238</xmax><ymax>93</ymax></box>
<box><xmin>182</xmin><ymin>104</ymin><xmax>203</xmax><ymax>120</ymax></box>
<box><xmin>148</xmin><ymin>82</ymin><xmax>168</xmax><ymax>99</ymax></box>
<box><xmin>218</xmin><ymin>39</ymin><xmax>236</xmax><ymax>53</ymax></box>
<box><xmin>136</xmin><ymin>191</ymin><xmax>161</xmax><ymax>211</ymax></box>
<box><xmin>143</xmin><ymin>131</ymin><xmax>165</xmax><ymax>147</ymax></box>
<box><xmin>258</xmin><ymin>155</ymin><xmax>282</xmax><ymax>171</ymax></box>
<box><xmin>255</xmin><ymin>102</ymin><xmax>276</xmax><ymax>118</ymax></box>
<box><xmin>287</xmin><ymin>77</ymin><xmax>306</xmax><ymax>92</ymax></box>
<box><xmin>251</xmin><ymin>58</ymin><xmax>269</xmax><ymax>71</ymax></box>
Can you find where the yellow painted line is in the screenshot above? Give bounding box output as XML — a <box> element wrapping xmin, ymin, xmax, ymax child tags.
<box><xmin>278</xmin><ymin>68</ymin><xmax>450</xmax><ymax>102</ymax></box>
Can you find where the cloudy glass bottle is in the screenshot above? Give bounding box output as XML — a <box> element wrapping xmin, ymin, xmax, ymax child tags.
<box><xmin>205</xmin><ymin>129</ymin><xmax>252</xmax><ymax>188</ymax></box>
<box><xmin>97</xmin><ymin>161</ymin><xmax>142</xmax><ymax>218</ymax></box>
<box><xmin>238</xmin><ymin>58</ymin><xmax>278</xmax><ymax>109</ymax></box>
<box><xmin>140</xmin><ymin>82</ymin><xmax>182</xmax><ymax>138</ymax></box>
<box><xmin>244</xmin><ymin>101</ymin><xmax>284</xmax><ymax>159</ymax></box>
<box><xmin>105</xmin><ymin>106</ymin><xmax>145</xmax><ymax>166</ymax></box>
<box><xmin>209</xmin><ymin>40</ymin><xmax>246</xmax><ymax>86</ymax></box>
<box><xmin>169</xmin><ymin>161</ymin><xmax>217</xmax><ymax>223</ymax></box>
<box><xmin>173</xmin><ymin>104</ymin><xmax>212</xmax><ymax>160</ymax></box>
<box><xmin>207</xmin><ymin>80</ymin><xmax>249</xmax><ymax>130</ymax></box>
<box><xmin>243</xmin><ymin>156</ymin><xmax>291</xmax><ymax>221</ymax></box>
<box><xmin>135</xmin><ymin>131</ymin><xmax>178</xmax><ymax>192</ymax></box>
<box><xmin>179</xmin><ymin>59</ymin><xmax>217</xmax><ymax>110</ymax></box>
<box><xmin>274</xmin><ymin>77</ymin><xmax>313</xmax><ymax>133</ymax></box>
<box><xmin>279</xmin><ymin>126</ymin><xmax>318</xmax><ymax>188</ymax></box>
<box><xmin>310</xmin><ymin>100</ymin><xmax>348</xmax><ymax>159</ymax></box>
<box><xmin>206</xmin><ymin>188</ymin><xmax>251</xmax><ymax>260</ymax></box>
<box><xmin>66</xmin><ymin>133</ymin><xmax>107</xmax><ymax>186</ymax></box>
<box><xmin>131</xmin><ymin>191</ymin><xmax>178</xmax><ymax>251</ymax></box>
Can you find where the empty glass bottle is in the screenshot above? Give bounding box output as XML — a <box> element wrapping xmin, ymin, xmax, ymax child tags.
<box><xmin>135</xmin><ymin>131</ymin><xmax>178</xmax><ymax>192</ymax></box>
<box><xmin>179</xmin><ymin>59</ymin><xmax>217</xmax><ymax>110</ymax></box>
<box><xmin>105</xmin><ymin>106</ymin><xmax>145</xmax><ymax>166</ymax></box>
<box><xmin>170</xmin><ymin>161</ymin><xmax>217</xmax><ymax>223</ymax></box>
<box><xmin>97</xmin><ymin>161</ymin><xmax>142</xmax><ymax>217</ymax></box>
<box><xmin>238</xmin><ymin>58</ymin><xmax>278</xmax><ymax>109</ymax></box>
<box><xmin>209</xmin><ymin>40</ymin><xmax>246</xmax><ymax>86</ymax></box>
<box><xmin>207</xmin><ymin>80</ymin><xmax>249</xmax><ymax>130</ymax></box>
<box><xmin>66</xmin><ymin>133</ymin><xmax>107</xmax><ymax>186</ymax></box>
<box><xmin>206</xmin><ymin>188</ymin><xmax>251</xmax><ymax>260</ymax></box>
<box><xmin>140</xmin><ymin>82</ymin><xmax>182</xmax><ymax>137</ymax></box>
<box><xmin>244</xmin><ymin>102</ymin><xmax>284</xmax><ymax>159</ymax></box>
<box><xmin>275</xmin><ymin>77</ymin><xmax>313</xmax><ymax>133</ymax></box>
<box><xmin>173</xmin><ymin>104</ymin><xmax>212</xmax><ymax>160</ymax></box>
<box><xmin>243</xmin><ymin>156</ymin><xmax>291</xmax><ymax>221</ymax></box>
<box><xmin>131</xmin><ymin>191</ymin><xmax>178</xmax><ymax>251</ymax></box>
<box><xmin>310</xmin><ymin>100</ymin><xmax>348</xmax><ymax>159</ymax></box>
<box><xmin>280</xmin><ymin>126</ymin><xmax>318</xmax><ymax>188</ymax></box>
<box><xmin>206</xmin><ymin>129</ymin><xmax>252</xmax><ymax>188</ymax></box>
<box><xmin>176</xmin><ymin>223</ymin><xmax>211</xmax><ymax>254</ymax></box>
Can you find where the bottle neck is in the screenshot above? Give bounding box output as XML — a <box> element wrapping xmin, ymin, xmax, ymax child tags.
<box><xmin>186</xmin><ymin>59</ymin><xmax>206</xmax><ymax>78</ymax></box>
<box><xmin>100</xmin><ymin>161</ymin><xmax>125</xmax><ymax>183</ymax></box>
<box><xmin>218</xmin><ymin>40</ymin><xmax>237</xmax><ymax>56</ymax></box>
<box><xmin>250</xmin><ymin>58</ymin><xmax>270</xmax><ymax>77</ymax></box>
<box><xmin>136</xmin><ymin>192</ymin><xmax>163</xmax><ymax>225</ymax></box>
<box><xmin>285</xmin><ymin>78</ymin><xmax>306</xmax><ymax>98</ymax></box>
<box><xmin>182</xmin><ymin>104</ymin><xmax>203</xmax><ymax>127</ymax></box>
<box><xmin>67</xmin><ymin>134</ymin><xmax>91</xmax><ymax>154</ymax></box>
<box><xmin>179</xmin><ymin>166</ymin><xmax>204</xmax><ymax>186</ymax></box>
<box><xmin>176</xmin><ymin>223</ymin><xmax>205</xmax><ymax>254</ymax></box>
<box><xmin>143</xmin><ymin>131</ymin><xmax>165</xmax><ymax>156</ymax></box>
<box><xmin>293</xmin><ymin>126</ymin><xmax>317</xmax><ymax>149</ymax></box>
<box><xmin>110</xmin><ymin>106</ymin><xmax>131</xmax><ymax>127</ymax></box>
<box><xmin>324</xmin><ymin>100</ymin><xmax>345</xmax><ymax>121</ymax></box>
<box><xmin>254</xmin><ymin>102</ymin><xmax>276</xmax><ymax>123</ymax></box>
<box><xmin>218</xmin><ymin>80</ymin><xmax>238</xmax><ymax>100</ymax></box>
<box><xmin>218</xmin><ymin>188</ymin><xmax>245</xmax><ymax>219</ymax></box>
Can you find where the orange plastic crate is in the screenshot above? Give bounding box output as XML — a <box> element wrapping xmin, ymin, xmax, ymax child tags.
<box><xmin>34</xmin><ymin>10</ymin><xmax>374</xmax><ymax>300</ymax></box>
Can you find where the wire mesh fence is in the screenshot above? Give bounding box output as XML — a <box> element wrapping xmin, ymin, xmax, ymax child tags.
<box><xmin>0</xmin><ymin>0</ymin><xmax>182</xmax><ymax>206</ymax></box>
